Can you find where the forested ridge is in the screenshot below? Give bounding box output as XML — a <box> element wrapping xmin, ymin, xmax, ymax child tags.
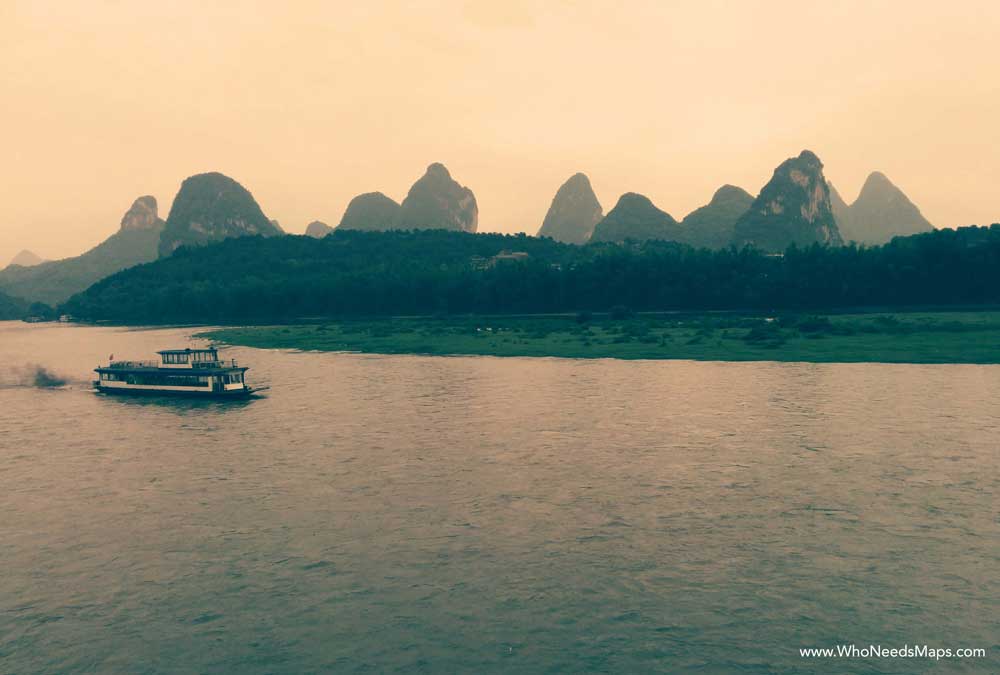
<box><xmin>0</xmin><ymin>288</ymin><xmax>29</xmax><ymax>320</ymax></box>
<box><xmin>62</xmin><ymin>225</ymin><xmax>1000</xmax><ymax>322</ymax></box>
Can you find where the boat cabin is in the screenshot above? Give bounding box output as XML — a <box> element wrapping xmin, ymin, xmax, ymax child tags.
<box><xmin>158</xmin><ymin>348</ymin><xmax>223</xmax><ymax>368</ymax></box>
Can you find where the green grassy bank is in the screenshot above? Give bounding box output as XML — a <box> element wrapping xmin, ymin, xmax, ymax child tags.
<box><xmin>197</xmin><ymin>311</ymin><xmax>1000</xmax><ymax>363</ymax></box>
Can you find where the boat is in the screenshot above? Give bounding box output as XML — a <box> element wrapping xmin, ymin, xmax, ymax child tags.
<box><xmin>93</xmin><ymin>347</ymin><xmax>263</xmax><ymax>398</ymax></box>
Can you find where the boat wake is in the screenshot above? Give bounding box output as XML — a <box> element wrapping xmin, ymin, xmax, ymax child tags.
<box><xmin>0</xmin><ymin>364</ymin><xmax>70</xmax><ymax>389</ymax></box>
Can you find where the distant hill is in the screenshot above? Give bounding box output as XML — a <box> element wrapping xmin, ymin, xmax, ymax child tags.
<box><xmin>397</xmin><ymin>163</ymin><xmax>478</xmax><ymax>232</ymax></box>
<box><xmin>589</xmin><ymin>193</ymin><xmax>683</xmax><ymax>243</ymax></box>
<box><xmin>731</xmin><ymin>150</ymin><xmax>843</xmax><ymax>251</ymax></box>
<box><xmin>6</xmin><ymin>250</ymin><xmax>45</xmax><ymax>268</ymax></box>
<box><xmin>304</xmin><ymin>221</ymin><xmax>334</xmax><ymax>238</ymax></box>
<box><xmin>680</xmin><ymin>185</ymin><xmax>754</xmax><ymax>249</ymax></box>
<box><xmin>587</xmin><ymin>185</ymin><xmax>752</xmax><ymax>249</ymax></box>
<box><xmin>338</xmin><ymin>192</ymin><xmax>402</xmax><ymax>231</ymax></box>
<box><xmin>158</xmin><ymin>172</ymin><xmax>281</xmax><ymax>257</ymax></box>
<box><xmin>537</xmin><ymin>173</ymin><xmax>603</xmax><ymax>244</ymax></box>
<box><xmin>0</xmin><ymin>196</ymin><xmax>165</xmax><ymax>305</ymax></box>
<box><xmin>835</xmin><ymin>172</ymin><xmax>933</xmax><ymax>245</ymax></box>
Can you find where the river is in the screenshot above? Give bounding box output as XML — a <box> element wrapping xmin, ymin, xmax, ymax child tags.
<box><xmin>1</xmin><ymin>321</ymin><xmax>997</xmax><ymax>673</ymax></box>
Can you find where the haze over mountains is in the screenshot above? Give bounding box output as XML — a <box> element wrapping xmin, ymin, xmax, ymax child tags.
<box><xmin>590</xmin><ymin>194</ymin><xmax>682</xmax><ymax>244</ymax></box>
<box><xmin>326</xmin><ymin>163</ymin><xmax>479</xmax><ymax>233</ymax></box>
<box><xmin>831</xmin><ymin>172</ymin><xmax>934</xmax><ymax>244</ymax></box>
<box><xmin>158</xmin><ymin>172</ymin><xmax>282</xmax><ymax>257</ymax></box>
<box><xmin>0</xmin><ymin>150</ymin><xmax>942</xmax><ymax>309</ymax></box>
<box><xmin>398</xmin><ymin>163</ymin><xmax>478</xmax><ymax>232</ymax></box>
<box><xmin>585</xmin><ymin>184</ymin><xmax>756</xmax><ymax>249</ymax></box>
<box><xmin>544</xmin><ymin>152</ymin><xmax>931</xmax><ymax>251</ymax></box>
<box><xmin>586</xmin><ymin>150</ymin><xmax>845</xmax><ymax>251</ymax></box>
<box><xmin>338</xmin><ymin>193</ymin><xmax>402</xmax><ymax>231</ymax></box>
<box><xmin>537</xmin><ymin>173</ymin><xmax>603</xmax><ymax>244</ymax></box>
<box><xmin>6</xmin><ymin>250</ymin><xmax>45</xmax><ymax>268</ymax></box>
<box><xmin>304</xmin><ymin>221</ymin><xmax>334</xmax><ymax>238</ymax></box>
<box><xmin>0</xmin><ymin>196</ymin><xmax>165</xmax><ymax>305</ymax></box>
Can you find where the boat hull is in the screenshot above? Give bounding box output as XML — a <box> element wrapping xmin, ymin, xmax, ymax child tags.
<box><xmin>93</xmin><ymin>384</ymin><xmax>258</xmax><ymax>399</ymax></box>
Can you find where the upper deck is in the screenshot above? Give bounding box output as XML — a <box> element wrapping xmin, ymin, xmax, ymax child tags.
<box><xmin>97</xmin><ymin>347</ymin><xmax>246</xmax><ymax>374</ymax></box>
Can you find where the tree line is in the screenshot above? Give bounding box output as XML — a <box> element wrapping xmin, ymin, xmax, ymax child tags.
<box><xmin>61</xmin><ymin>225</ymin><xmax>1000</xmax><ymax>322</ymax></box>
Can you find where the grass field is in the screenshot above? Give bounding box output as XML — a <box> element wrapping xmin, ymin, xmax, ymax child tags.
<box><xmin>198</xmin><ymin>311</ymin><xmax>1000</xmax><ymax>363</ymax></box>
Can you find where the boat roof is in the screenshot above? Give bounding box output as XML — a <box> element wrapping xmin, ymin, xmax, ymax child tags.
<box><xmin>156</xmin><ymin>348</ymin><xmax>218</xmax><ymax>354</ymax></box>
<box><xmin>96</xmin><ymin>365</ymin><xmax>247</xmax><ymax>374</ymax></box>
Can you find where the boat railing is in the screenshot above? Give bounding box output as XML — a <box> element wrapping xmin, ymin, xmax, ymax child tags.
<box><xmin>104</xmin><ymin>359</ymin><xmax>239</xmax><ymax>369</ymax></box>
<box><xmin>108</xmin><ymin>360</ymin><xmax>160</xmax><ymax>369</ymax></box>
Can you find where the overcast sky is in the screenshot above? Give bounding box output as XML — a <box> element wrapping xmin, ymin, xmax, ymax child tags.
<box><xmin>3</xmin><ymin>0</ymin><xmax>999</xmax><ymax>264</ymax></box>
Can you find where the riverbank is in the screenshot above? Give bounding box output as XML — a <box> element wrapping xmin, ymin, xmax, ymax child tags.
<box><xmin>197</xmin><ymin>311</ymin><xmax>1000</xmax><ymax>363</ymax></box>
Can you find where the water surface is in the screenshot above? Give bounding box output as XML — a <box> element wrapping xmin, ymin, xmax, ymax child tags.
<box><xmin>1</xmin><ymin>322</ymin><xmax>997</xmax><ymax>673</ymax></box>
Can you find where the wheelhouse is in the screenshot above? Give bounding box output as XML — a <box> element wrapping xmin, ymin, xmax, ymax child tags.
<box><xmin>158</xmin><ymin>348</ymin><xmax>222</xmax><ymax>367</ymax></box>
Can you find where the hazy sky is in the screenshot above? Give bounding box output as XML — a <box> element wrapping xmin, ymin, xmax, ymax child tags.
<box><xmin>3</xmin><ymin>0</ymin><xmax>999</xmax><ymax>264</ymax></box>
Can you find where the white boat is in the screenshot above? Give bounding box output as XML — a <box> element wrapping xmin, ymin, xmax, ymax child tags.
<box><xmin>93</xmin><ymin>347</ymin><xmax>261</xmax><ymax>398</ymax></box>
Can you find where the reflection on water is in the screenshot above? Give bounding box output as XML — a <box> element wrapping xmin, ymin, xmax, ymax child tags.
<box><xmin>0</xmin><ymin>321</ymin><xmax>998</xmax><ymax>674</ymax></box>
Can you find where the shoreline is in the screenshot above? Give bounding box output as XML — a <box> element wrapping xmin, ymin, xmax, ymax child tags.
<box><xmin>196</xmin><ymin>310</ymin><xmax>1000</xmax><ymax>364</ymax></box>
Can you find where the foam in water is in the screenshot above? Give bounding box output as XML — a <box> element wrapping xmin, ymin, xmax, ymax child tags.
<box><xmin>1</xmin><ymin>364</ymin><xmax>69</xmax><ymax>388</ymax></box>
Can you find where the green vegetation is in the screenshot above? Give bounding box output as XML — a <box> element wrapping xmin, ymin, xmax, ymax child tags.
<box><xmin>199</xmin><ymin>311</ymin><xmax>1000</xmax><ymax>363</ymax></box>
<box><xmin>0</xmin><ymin>288</ymin><xmax>28</xmax><ymax>320</ymax></box>
<box><xmin>64</xmin><ymin>225</ymin><xmax>1000</xmax><ymax>323</ymax></box>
